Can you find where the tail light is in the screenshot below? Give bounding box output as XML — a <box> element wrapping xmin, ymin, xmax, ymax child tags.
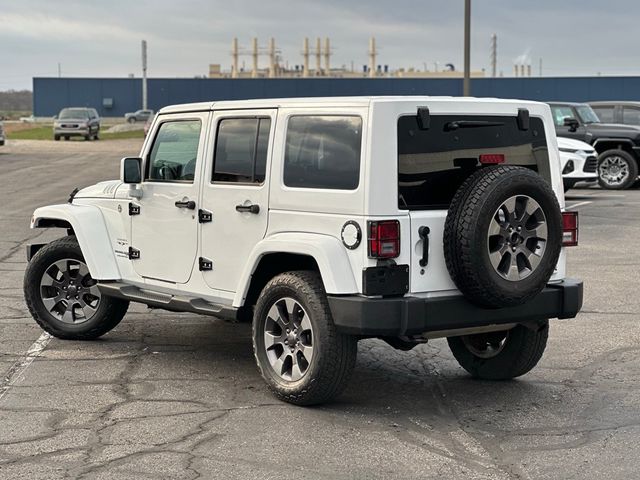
<box><xmin>368</xmin><ymin>220</ymin><xmax>400</xmax><ymax>258</ymax></box>
<box><xmin>562</xmin><ymin>211</ymin><xmax>578</xmax><ymax>247</ymax></box>
<box><xmin>479</xmin><ymin>153</ymin><xmax>505</xmax><ymax>164</ymax></box>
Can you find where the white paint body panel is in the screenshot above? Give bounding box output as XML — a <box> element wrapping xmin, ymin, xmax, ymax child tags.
<box><xmin>30</xmin><ymin>96</ymin><xmax>570</xmax><ymax>308</ymax></box>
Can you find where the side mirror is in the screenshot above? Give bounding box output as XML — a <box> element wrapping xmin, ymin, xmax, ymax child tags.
<box><xmin>563</xmin><ymin>117</ymin><xmax>580</xmax><ymax>132</ymax></box>
<box><xmin>121</xmin><ymin>157</ymin><xmax>142</xmax><ymax>184</ymax></box>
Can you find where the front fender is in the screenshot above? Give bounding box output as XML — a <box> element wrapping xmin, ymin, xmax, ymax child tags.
<box><xmin>233</xmin><ymin>232</ymin><xmax>358</xmax><ymax>307</ymax></box>
<box><xmin>31</xmin><ymin>204</ymin><xmax>120</xmax><ymax>280</ymax></box>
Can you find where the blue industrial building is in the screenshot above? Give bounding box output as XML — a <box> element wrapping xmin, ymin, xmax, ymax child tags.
<box><xmin>33</xmin><ymin>76</ymin><xmax>640</xmax><ymax>117</ymax></box>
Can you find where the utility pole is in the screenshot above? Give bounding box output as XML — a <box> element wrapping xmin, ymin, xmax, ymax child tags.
<box><xmin>463</xmin><ymin>0</ymin><xmax>471</xmax><ymax>96</ymax></box>
<box><xmin>141</xmin><ymin>40</ymin><xmax>148</xmax><ymax>110</ymax></box>
<box><xmin>57</xmin><ymin>62</ymin><xmax>61</xmax><ymax>78</ymax></box>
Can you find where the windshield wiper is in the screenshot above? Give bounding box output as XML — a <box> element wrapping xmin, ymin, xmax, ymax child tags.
<box><xmin>444</xmin><ymin>120</ymin><xmax>504</xmax><ymax>131</ymax></box>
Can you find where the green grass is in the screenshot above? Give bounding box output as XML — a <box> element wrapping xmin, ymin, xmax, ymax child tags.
<box><xmin>7</xmin><ymin>125</ymin><xmax>145</xmax><ymax>141</ymax></box>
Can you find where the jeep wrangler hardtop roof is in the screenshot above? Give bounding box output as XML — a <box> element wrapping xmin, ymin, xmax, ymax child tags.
<box><xmin>158</xmin><ymin>96</ymin><xmax>546</xmax><ymax>115</ymax></box>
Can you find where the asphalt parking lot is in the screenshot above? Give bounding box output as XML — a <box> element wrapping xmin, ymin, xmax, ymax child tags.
<box><xmin>1</xmin><ymin>139</ymin><xmax>639</xmax><ymax>480</ymax></box>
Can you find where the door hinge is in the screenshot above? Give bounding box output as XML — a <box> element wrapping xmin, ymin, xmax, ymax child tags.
<box><xmin>128</xmin><ymin>247</ymin><xmax>140</xmax><ymax>260</ymax></box>
<box><xmin>128</xmin><ymin>202</ymin><xmax>140</xmax><ymax>215</ymax></box>
<box><xmin>198</xmin><ymin>209</ymin><xmax>212</xmax><ymax>223</ymax></box>
<box><xmin>199</xmin><ymin>257</ymin><xmax>213</xmax><ymax>271</ymax></box>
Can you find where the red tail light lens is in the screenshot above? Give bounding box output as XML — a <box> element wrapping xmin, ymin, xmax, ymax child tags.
<box><xmin>368</xmin><ymin>220</ymin><xmax>400</xmax><ymax>258</ymax></box>
<box><xmin>562</xmin><ymin>211</ymin><xmax>578</xmax><ymax>247</ymax></box>
<box><xmin>479</xmin><ymin>153</ymin><xmax>505</xmax><ymax>164</ymax></box>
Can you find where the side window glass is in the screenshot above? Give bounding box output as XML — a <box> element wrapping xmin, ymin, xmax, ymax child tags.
<box><xmin>623</xmin><ymin>107</ymin><xmax>640</xmax><ymax>126</ymax></box>
<box><xmin>283</xmin><ymin>115</ymin><xmax>362</xmax><ymax>190</ymax></box>
<box><xmin>551</xmin><ymin>106</ymin><xmax>575</xmax><ymax>127</ymax></box>
<box><xmin>593</xmin><ymin>107</ymin><xmax>614</xmax><ymax>123</ymax></box>
<box><xmin>212</xmin><ymin>117</ymin><xmax>271</xmax><ymax>184</ymax></box>
<box><xmin>147</xmin><ymin>120</ymin><xmax>201</xmax><ymax>182</ymax></box>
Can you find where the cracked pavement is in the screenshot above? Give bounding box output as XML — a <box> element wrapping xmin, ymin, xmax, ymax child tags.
<box><xmin>1</xmin><ymin>139</ymin><xmax>640</xmax><ymax>479</ymax></box>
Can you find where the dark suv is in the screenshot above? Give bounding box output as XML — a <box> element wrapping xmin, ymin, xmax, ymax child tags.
<box><xmin>549</xmin><ymin>102</ymin><xmax>640</xmax><ymax>189</ymax></box>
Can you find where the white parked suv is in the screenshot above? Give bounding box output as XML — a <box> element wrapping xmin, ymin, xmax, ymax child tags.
<box><xmin>24</xmin><ymin>97</ymin><xmax>583</xmax><ymax>405</ymax></box>
<box><xmin>558</xmin><ymin>137</ymin><xmax>598</xmax><ymax>191</ymax></box>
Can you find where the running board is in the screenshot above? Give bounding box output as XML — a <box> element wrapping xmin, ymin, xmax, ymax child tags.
<box><xmin>98</xmin><ymin>282</ymin><xmax>237</xmax><ymax>320</ymax></box>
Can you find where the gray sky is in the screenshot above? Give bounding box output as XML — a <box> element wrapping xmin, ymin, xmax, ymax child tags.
<box><xmin>2</xmin><ymin>0</ymin><xmax>639</xmax><ymax>90</ymax></box>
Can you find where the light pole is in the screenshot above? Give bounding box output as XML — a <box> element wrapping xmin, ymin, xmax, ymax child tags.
<box><xmin>463</xmin><ymin>0</ymin><xmax>471</xmax><ymax>96</ymax></box>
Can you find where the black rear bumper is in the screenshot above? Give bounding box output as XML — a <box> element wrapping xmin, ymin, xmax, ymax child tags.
<box><xmin>327</xmin><ymin>279</ymin><xmax>583</xmax><ymax>336</ymax></box>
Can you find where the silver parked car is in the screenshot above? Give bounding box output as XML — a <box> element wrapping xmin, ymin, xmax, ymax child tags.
<box><xmin>54</xmin><ymin>108</ymin><xmax>100</xmax><ymax>141</ymax></box>
<box><xmin>124</xmin><ymin>109</ymin><xmax>153</xmax><ymax>123</ymax></box>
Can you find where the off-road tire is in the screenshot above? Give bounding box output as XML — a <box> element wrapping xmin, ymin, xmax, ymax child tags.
<box><xmin>54</xmin><ymin>135</ymin><xmax>60</xmax><ymax>141</ymax></box>
<box><xmin>444</xmin><ymin>165</ymin><xmax>562</xmax><ymax>308</ymax></box>
<box><xmin>597</xmin><ymin>149</ymin><xmax>638</xmax><ymax>190</ymax></box>
<box><xmin>24</xmin><ymin>236</ymin><xmax>129</xmax><ymax>340</ymax></box>
<box><xmin>447</xmin><ymin>322</ymin><xmax>549</xmax><ymax>380</ymax></box>
<box><xmin>252</xmin><ymin>271</ymin><xmax>357</xmax><ymax>406</ymax></box>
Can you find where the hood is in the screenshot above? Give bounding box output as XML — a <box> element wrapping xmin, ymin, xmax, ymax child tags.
<box><xmin>74</xmin><ymin>180</ymin><xmax>122</xmax><ymax>199</ymax></box>
<box><xmin>587</xmin><ymin>122</ymin><xmax>640</xmax><ymax>137</ymax></box>
<box><xmin>557</xmin><ymin>137</ymin><xmax>594</xmax><ymax>151</ymax></box>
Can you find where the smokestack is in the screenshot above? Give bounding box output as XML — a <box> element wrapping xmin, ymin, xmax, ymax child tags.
<box><xmin>252</xmin><ymin>37</ymin><xmax>258</xmax><ymax>78</ymax></box>
<box><xmin>490</xmin><ymin>34</ymin><xmax>497</xmax><ymax>78</ymax></box>
<box><xmin>316</xmin><ymin>37</ymin><xmax>322</xmax><ymax>76</ymax></box>
<box><xmin>231</xmin><ymin>38</ymin><xmax>239</xmax><ymax>78</ymax></box>
<box><xmin>324</xmin><ymin>37</ymin><xmax>330</xmax><ymax>76</ymax></box>
<box><xmin>520</xmin><ymin>64</ymin><xmax>525</xmax><ymax>77</ymax></box>
<box><xmin>302</xmin><ymin>38</ymin><xmax>310</xmax><ymax>77</ymax></box>
<box><xmin>514</xmin><ymin>64</ymin><xmax>519</xmax><ymax>77</ymax></box>
<box><xmin>268</xmin><ymin>37</ymin><xmax>276</xmax><ymax>78</ymax></box>
<box><xmin>526</xmin><ymin>64</ymin><xmax>531</xmax><ymax>77</ymax></box>
<box><xmin>369</xmin><ymin>37</ymin><xmax>377</xmax><ymax>78</ymax></box>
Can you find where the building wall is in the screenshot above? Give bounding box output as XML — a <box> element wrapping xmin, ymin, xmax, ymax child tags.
<box><xmin>33</xmin><ymin>76</ymin><xmax>640</xmax><ymax>117</ymax></box>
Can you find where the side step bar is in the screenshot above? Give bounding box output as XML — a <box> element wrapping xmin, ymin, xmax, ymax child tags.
<box><xmin>98</xmin><ymin>282</ymin><xmax>238</xmax><ymax>320</ymax></box>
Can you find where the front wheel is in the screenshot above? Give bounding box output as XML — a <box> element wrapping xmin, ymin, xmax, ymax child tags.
<box><xmin>598</xmin><ymin>150</ymin><xmax>638</xmax><ymax>190</ymax></box>
<box><xmin>252</xmin><ymin>271</ymin><xmax>357</xmax><ymax>405</ymax></box>
<box><xmin>447</xmin><ymin>322</ymin><xmax>548</xmax><ymax>380</ymax></box>
<box><xmin>23</xmin><ymin>236</ymin><xmax>129</xmax><ymax>340</ymax></box>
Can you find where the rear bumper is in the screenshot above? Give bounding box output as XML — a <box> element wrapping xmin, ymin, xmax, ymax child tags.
<box><xmin>327</xmin><ymin>278</ymin><xmax>583</xmax><ymax>336</ymax></box>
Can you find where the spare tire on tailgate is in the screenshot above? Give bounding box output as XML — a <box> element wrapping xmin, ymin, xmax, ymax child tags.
<box><xmin>444</xmin><ymin>165</ymin><xmax>562</xmax><ymax>308</ymax></box>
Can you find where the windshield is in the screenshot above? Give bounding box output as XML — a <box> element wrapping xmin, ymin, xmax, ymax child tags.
<box><xmin>576</xmin><ymin>105</ymin><xmax>600</xmax><ymax>124</ymax></box>
<box><xmin>59</xmin><ymin>109</ymin><xmax>89</xmax><ymax>120</ymax></box>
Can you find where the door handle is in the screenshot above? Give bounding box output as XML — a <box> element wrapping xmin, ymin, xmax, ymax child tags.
<box><xmin>418</xmin><ymin>226</ymin><xmax>430</xmax><ymax>267</ymax></box>
<box><xmin>175</xmin><ymin>199</ymin><xmax>196</xmax><ymax>210</ymax></box>
<box><xmin>235</xmin><ymin>203</ymin><xmax>260</xmax><ymax>214</ymax></box>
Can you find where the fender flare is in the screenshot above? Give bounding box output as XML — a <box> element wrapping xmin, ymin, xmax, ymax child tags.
<box><xmin>233</xmin><ymin>232</ymin><xmax>358</xmax><ymax>307</ymax></box>
<box><xmin>31</xmin><ymin>204</ymin><xmax>120</xmax><ymax>280</ymax></box>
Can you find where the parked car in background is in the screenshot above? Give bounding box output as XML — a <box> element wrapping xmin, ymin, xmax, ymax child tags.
<box><xmin>589</xmin><ymin>101</ymin><xmax>640</xmax><ymax>127</ymax></box>
<box><xmin>20</xmin><ymin>114</ymin><xmax>35</xmax><ymax>123</ymax></box>
<box><xmin>125</xmin><ymin>109</ymin><xmax>153</xmax><ymax>123</ymax></box>
<box><xmin>549</xmin><ymin>102</ymin><xmax>640</xmax><ymax>189</ymax></box>
<box><xmin>557</xmin><ymin>137</ymin><xmax>598</xmax><ymax>191</ymax></box>
<box><xmin>54</xmin><ymin>108</ymin><xmax>100</xmax><ymax>141</ymax></box>
<box><xmin>0</xmin><ymin>120</ymin><xmax>5</xmax><ymax>146</ymax></box>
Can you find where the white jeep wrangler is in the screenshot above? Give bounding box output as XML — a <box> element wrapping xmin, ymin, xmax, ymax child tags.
<box><xmin>24</xmin><ymin>97</ymin><xmax>583</xmax><ymax>405</ymax></box>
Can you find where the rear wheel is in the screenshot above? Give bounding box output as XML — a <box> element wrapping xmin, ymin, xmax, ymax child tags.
<box><xmin>252</xmin><ymin>271</ymin><xmax>357</xmax><ymax>405</ymax></box>
<box><xmin>447</xmin><ymin>322</ymin><xmax>549</xmax><ymax>380</ymax></box>
<box><xmin>128</xmin><ymin>117</ymin><xmax>136</xmax><ymax>124</ymax></box>
<box><xmin>597</xmin><ymin>149</ymin><xmax>638</xmax><ymax>190</ymax></box>
<box><xmin>64</xmin><ymin>136</ymin><xmax>70</xmax><ymax>141</ymax></box>
<box><xmin>23</xmin><ymin>236</ymin><xmax>129</xmax><ymax>340</ymax></box>
<box><xmin>54</xmin><ymin>135</ymin><xmax>60</xmax><ymax>141</ymax></box>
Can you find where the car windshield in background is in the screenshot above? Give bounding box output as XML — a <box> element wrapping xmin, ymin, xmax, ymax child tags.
<box><xmin>59</xmin><ymin>109</ymin><xmax>89</xmax><ymax>120</ymax></box>
<box><xmin>576</xmin><ymin>105</ymin><xmax>600</xmax><ymax>124</ymax></box>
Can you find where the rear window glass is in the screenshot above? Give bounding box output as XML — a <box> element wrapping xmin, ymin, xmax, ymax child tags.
<box><xmin>284</xmin><ymin>115</ymin><xmax>362</xmax><ymax>190</ymax></box>
<box><xmin>398</xmin><ymin>115</ymin><xmax>549</xmax><ymax>210</ymax></box>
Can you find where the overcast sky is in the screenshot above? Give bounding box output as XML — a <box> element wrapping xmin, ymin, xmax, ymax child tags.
<box><xmin>2</xmin><ymin>0</ymin><xmax>640</xmax><ymax>90</ymax></box>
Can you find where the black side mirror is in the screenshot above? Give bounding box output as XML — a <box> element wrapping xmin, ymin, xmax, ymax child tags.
<box><xmin>563</xmin><ymin>117</ymin><xmax>580</xmax><ymax>132</ymax></box>
<box><xmin>121</xmin><ymin>157</ymin><xmax>142</xmax><ymax>184</ymax></box>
